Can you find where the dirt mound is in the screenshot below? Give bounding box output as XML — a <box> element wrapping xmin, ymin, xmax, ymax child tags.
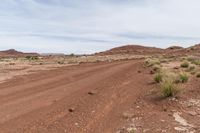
<box><xmin>0</xmin><ymin>49</ymin><xmax>39</xmax><ymax>57</ymax></box>
<box><xmin>97</xmin><ymin>45</ymin><xmax>164</xmax><ymax>55</ymax></box>
<box><xmin>168</xmin><ymin>44</ymin><xmax>200</xmax><ymax>56</ymax></box>
<box><xmin>166</xmin><ymin>46</ymin><xmax>184</xmax><ymax>50</ymax></box>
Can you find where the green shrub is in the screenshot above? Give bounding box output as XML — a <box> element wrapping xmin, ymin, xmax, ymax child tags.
<box><xmin>192</xmin><ymin>60</ymin><xmax>200</xmax><ymax>65</ymax></box>
<box><xmin>180</xmin><ymin>62</ymin><xmax>189</xmax><ymax>68</ymax></box>
<box><xmin>57</xmin><ymin>61</ymin><xmax>64</xmax><ymax>64</ymax></box>
<box><xmin>161</xmin><ymin>80</ymin><xmax>178</xmax><ymax>97</ymax></box>
<box><xmin>179</xmin><ymin>73</ymin><xmax>189</xmax><ymax>83</ymax></box>
<box><xmin>25</xmin><ymin>56</ymin><xmax>39</xmax><ymax>60</ymax></box>
<box><xmin>154</xmin><ymin>73</ymin><xmax>163</xmax><ymax>83</ymax></box>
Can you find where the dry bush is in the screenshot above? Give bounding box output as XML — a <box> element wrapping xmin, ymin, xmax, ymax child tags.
<box><xmin>161</xmin><ymin>80</ymin><xmax>179</xmax><ymax>97</ymax></box>
<box><xmin>180</xmin><ymin>62</ymin><xmax>189</xmax><ymax>68</ymax></box>
<box><xmin>145</xmin><ymin>58</ymin><xmax>160</xmax><ymax>67</ymax></box>
<box><xmin>154</xmin><ymin>73</ymin><xmax>163</xmax><ymax>83</ymax></box>
<box><xmin>179</xmin><ymin>72</ymin><xmax>189</xmax><ymax>83</ymax></box>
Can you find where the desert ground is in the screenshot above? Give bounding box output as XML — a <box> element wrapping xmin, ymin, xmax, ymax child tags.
<box><xmin>0</xmin><ymin>45</ymin><xmax>200</xmax><ymax>133</ymax></box>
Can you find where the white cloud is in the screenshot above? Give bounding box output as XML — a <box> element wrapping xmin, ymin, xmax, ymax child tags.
<box><xmin>0</xmin><ymin>0</ymin><xmax>200</xmax><ymax>53</ymax></box>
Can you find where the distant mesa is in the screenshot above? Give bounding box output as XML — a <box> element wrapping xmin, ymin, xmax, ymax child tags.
<box><xmin>0</xmin><ymin>49</ymin><xmax>39</xmax><ymax>57</ymax></box>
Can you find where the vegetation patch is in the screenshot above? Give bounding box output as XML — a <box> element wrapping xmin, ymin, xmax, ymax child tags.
<box><xmin>154</xmin><ymin>73</ymin><xmax>163</xmax><ymax>83</ymax></box>
<box><xmin>161</xmin><ymin>80</ymin><xmax>179</xmax><ymax>97</ymax></box>
<box><xmin>57</xmin><ymin>61</ymin><xmax>64</xmax><ymax>64</ymax></box>
<box><xmin>25</xmin><ymin>56</ymin><xmax>39</xmax><ymax>60</ymax></box>
<box><xmin>152</xmin><ymin>65</ymin><xmax>161</xmax><ymax>72</ymax></box>
<box><xmin>188</xmin><ymin>66</ymin><xmax>195</xmax><ymax>71</ymax></box>
<box><xmin>179</xmin><ymin>73</ymin><xmax>189</xmax><ymax>83</ymax></box>
<box><xmin>145</xmin><ymin>58</ymin><xmax>160</xmax><ymax>67</ymax></box>
<box><xmin>180</xmin><ymin>62</ymin><xmax>189</xmax><ymax>68</ymax></box>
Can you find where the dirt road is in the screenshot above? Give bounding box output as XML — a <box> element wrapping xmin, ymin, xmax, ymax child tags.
<box><xmin>0</xmin><ymin>60</ymin><xmax>153</xmax><ymax>133</ymax></box>
<box><xmin>1</xmin><ymin>59</ymin><xmax>200</xmax><ymax>133</ymax></box>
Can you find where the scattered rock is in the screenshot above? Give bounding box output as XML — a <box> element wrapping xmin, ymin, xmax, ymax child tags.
<box><xmin>163</xmin><ymin>106</ymin><xmax>167</xmax><ymax>112</ymax></box>
<box><xmin>122</xmin><ymin>112</ymin><xmax>135</xmax><ymax>119</ymax></box>
<box><xmin>137</xmin><ymin>70</ymin><xmax>141</xmax><ymax>73</ymax></box>
<box><xmin>88</xmin><ymin>91</ymin><xmax>96</xmax><ymax>95</ymax></box>
<box><xmin>75</xmin><ymin>123</ymin><xmax>79</xmax><ymax>126</ymax></box>
<box><xmin>68</xmin><ymin>108</ymin><xmax>75</xmax><ymax>113</ymax></box>
<box><xmin>9</xmin><ymin>63</ymin><xmax>15</xmax><ymax>65</ymax></box>
<box><xmin>174</xmin><ymin>66</ymin><xmax>179</xmax><ymax>69</ymax></box>
<box><xmin>187</xmin><ymin>111</ymin><xmax>197</xmax><ymax>116</ymax></box>
<box><xmin>150</xmin><ymin>70</ymin><xmax>155</xmax><ymax>74</ymax></box>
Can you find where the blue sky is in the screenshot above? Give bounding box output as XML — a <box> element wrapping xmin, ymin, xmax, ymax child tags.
<box><xmin>0</xmin><ymin>0</ymin><xmax>200</xmax><ymax>54</ymax></box>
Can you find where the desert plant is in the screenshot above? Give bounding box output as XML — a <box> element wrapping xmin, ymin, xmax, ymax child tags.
<box><xmin>188</xmin><ymin>66</ymin><xmax>195</xmax><ymax>71</ymax></box>
<box><xmin>25</xmin><ymin>56</ymin><xmax>39</xmax><ymax>60</ymax></box>
<box><xmin>180</xmin><ymin>62</ymin><xmax>189</xmax><ymax>68</ymax></box>
<box><xmin>161</xmin><ymin>80</ymin><xmax>178</xmax><ymax>97</ymax></box>
<box><xmin>129</xmin><ymin>129</ymin><xmax>135</xmax><ymax>133</ymax></box>
<box><xmin>154</xmin><ymin>73</ymin><xmax>163</xmax><ymax>83</ymax></box>
<box><xmin>193</xmin><ymin>60</ymin><xmax>200</xmax><ymax>65</ymax></box>
<box><xmin>179</xmin><ymin>73</ymin><xmax>189</xmax><ymax>83</ymax></box>
<box><xmin>145</xmin><ymin>58</ymin><xmax>160</xmax><ymax>67</ymax></box>
<box><xmin>190</xmin><ymin>71</ymin><xmax>196</xmax><ymax>75</ymax></box>
<box><xmin>57</xmin><ymin>61</ymin><xmax>64</xmax><ymax>64</ymax></box>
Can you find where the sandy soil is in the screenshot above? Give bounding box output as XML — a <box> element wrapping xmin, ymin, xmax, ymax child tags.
<box><xmin>0</xmin><ymin>59</ymin><xmax>200</xmax><ymax>133</ymax></box>
<box><xmin>0</xmin><ymin>55</ymin><xmax>145</xmax><ymax>83</ymax></box>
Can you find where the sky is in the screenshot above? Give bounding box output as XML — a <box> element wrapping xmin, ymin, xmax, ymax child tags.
<box><xmin>0</xmin><ymin>0</ymin><xmax>200</xmax><ymax>54</ymax></box>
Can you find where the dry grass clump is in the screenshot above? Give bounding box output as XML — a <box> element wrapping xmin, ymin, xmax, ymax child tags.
<box><xmin>145</xmin><ymin>58</ymin><xmax>160</xmax><ymax>67</ymax></box>
<box><xmin>155</xmin><ymin>70</ymin><xmax>181</xmax><ymax>98</ymax></box>
<box><xmin>25</xmin><ymin>56</ymin><xmax>39</xmax><ymax>60</ymax></box>
<box><xmin>180</xmin><ymin>61</ymin><xmax>189</xmax><ymax>68</ymax></box>
<box><xmin>161</xmin><ymin>79</ymin><xmax>179</xmax><ymax>97</ymax></box>
<box><xmin>154</xmin><ymin>73</ymin><xmax>163</xmax><ymax>83</ymax></box>
<box><xmin>179</xmin><ymin>72</ymin><xmax>189</xmax><ymax>83</ymax></box>
<box><xmin>188</xmin><ymin>66</ymin><xmax>195</xmax><ymax>71</ymax></box>
<box><xmin>152</xmin><ymin>65</ymin><xmax>161</xmax><ymax>72</ymax></box>
<box><xmin>187</xmin><ymin>56</ymin><xmax>200</xmax><ymax>66</ymax></box>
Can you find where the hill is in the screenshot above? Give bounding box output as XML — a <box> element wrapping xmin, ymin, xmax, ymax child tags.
<box><xmin>0</xmin><ymin>49</ymin><xmax>39</xmax><ymax>57</ymax></box>
<box><xmin>97</xmin><ymin>45</ymin><xmax>164</xmax><ymax>56</ymax></box>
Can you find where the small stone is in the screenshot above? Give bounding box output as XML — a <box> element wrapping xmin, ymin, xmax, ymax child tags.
<box><xmin>174</xmin><ymin>66</ymin><xmax>179</xmax><ymax>69</ymax></box>
<box><xmin>150</xmin><ymin>70</ymin><xmax>155</xmax><ymax>74</ymax></box>
<box><xmin>161</xmin><ymin>119</ymin><xmax>165</xmax><ymax>122</ymax></box>
<box><xmin>68</xmin><ymin>108</ymin><xmax>75</xmax><ymax>113</ymax></box>
<box><xmin>163</xmin><ymin>106</ymin><xmax>167</xmax><ymax>112</ymax></box>
<box><xmin>122</xmin><ymin>112</ymin><xmax>135</xmax><ymax>119</ymax></box>
<box><xmin>188</xmin><ymin>111</ymin><xmax>197</xmax><ymax>116</ymax></box>
<box><xmin>88</xmin><ymin>91</ymin><xmax>96</xmax><ymax>95</ymax></box>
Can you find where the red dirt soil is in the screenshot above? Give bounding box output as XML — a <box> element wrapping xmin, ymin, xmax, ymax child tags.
<box><xmin>0</xmin><ymin>60</ymin><xmax>153</xmax><ymax>133</ymax></box>
<box><xmin>0</xmin><ymin>59</ymin><xmax>200</xmax><ymax>133</ymax></box>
